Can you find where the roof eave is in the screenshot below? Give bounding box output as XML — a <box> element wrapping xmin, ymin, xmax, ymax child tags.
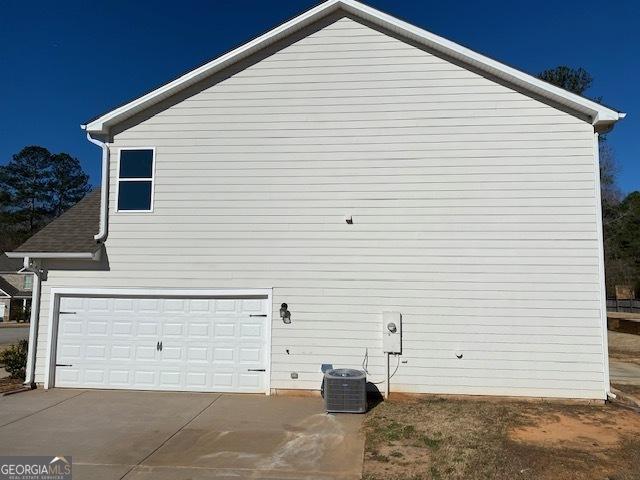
<box><xmin>82</xmin><ymin>0</ymin><xmax>625</xmax><ymax>134</ymax></box>
<box><xmin>5</xmin><ymin>251</ymin><xmax>101</xmax><ymax>261</ymax></box>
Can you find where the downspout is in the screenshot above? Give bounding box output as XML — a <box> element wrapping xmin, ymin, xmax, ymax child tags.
<box><xmin>85</xmin><ymin>132</ymin><xmax>109</xmax><ymax>242</ymax></box>
<box><xmin>24</xmin><ymin>257</ymin><xmax>43</xmax><ymax>388</ymax></box>
<box><xmin>593</xmin><ymin>132</ymin><xmax>612</xmax><ymax>400</ymax></box>
<box><xmin>384</xmin><ymin>352</ymin><xmax>390</xmax><ymax>399</ymax></box>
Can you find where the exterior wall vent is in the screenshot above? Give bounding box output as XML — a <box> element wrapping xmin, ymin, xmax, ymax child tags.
<box><xmin>323</xmin><ymin>368</ymin><xmax>367</xmax><ymax>413</ymax></box>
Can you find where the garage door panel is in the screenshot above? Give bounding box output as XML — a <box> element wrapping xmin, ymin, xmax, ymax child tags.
<box><xmin>137</xmin><ymin>320</ymin><xmax>161</xmax><ymax>337</ymax></box>
<box><xmin>110</xmin><ymin>344</ymin><xmax>132</xmax><ymax>360</ymax></box>
<box><xmin>85</xmin><ymin>369</ymin><xmax>106</xmax><ymax>384</ymax></box>
<box><xmin>88</xmin><ymin>297</ymin><xmax>110</xmax><ymax>312</ymax></box>
<box><xmin>60</xmin><ymin>318</ymin><xmax>83</xmax><ymax>335</ymax></box>
<box><xmin>112</xmin><ymin>321</ymin><xmax>133</xmax><ymax>336</ymax></box>
<box><xmin>161</xmin><ymin>345</ymin><xmax>184</xmax><ymax>361</ymax></box>
<box><xmin>85</xmin><ymin>344</ymin><xmax>107</xmax><ymax>360</ymax></box>
<box><xmin>188</xmin><ymin>322</ymin><xmax>211</xmax><ymax>337</ymax></box>
<box><xmin>134</xmin><ymin>370</ymin><xmax>157</xmax><ymax>387</ymax></box>
<box><xmin>135</xmin><ymin>345</ymin><xmax>157</xmax><ymax>361</ymax></box>
<box><xmin>163</xmin><ymin>299</ymin><xmax>187</xmax><ymax>313</ymax></box>
<box><xmin>87</xmin><ymin>321</ymin><xmax>108</xmax><ymax>335</ymax></box>
<box><xmin>239</xmin><ymin>373</ymin><xmax>262</xmax><ymax>390</ymax></box>
<box><xmin>113</xmin><ymin>298</ymin><xmax>135</xmax><ymax>312</ymax></box>
<box><xmin>163</xmin><ymin>322</ymin><xmax>185</xmax><ymax>336</ymax></box>
<box><xmin>109</xmin><ymin>369</ymin><xmax>132</xmax><ymax>385</ymax></box>
<box><xmin>55</xmin><ymin>295</ymin><xmax>269</xmax><ymax>393</ymax></box>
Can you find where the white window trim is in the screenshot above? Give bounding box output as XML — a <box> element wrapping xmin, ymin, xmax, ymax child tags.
<box><xmin>115</xmin><ymin>147</ymin><xmax>156</xmax><ymax>213</ymax></box>
<box><xmin>44</xmin><ymin>287</ymin><xmax>273</xmax><ymax>394</ymax></box>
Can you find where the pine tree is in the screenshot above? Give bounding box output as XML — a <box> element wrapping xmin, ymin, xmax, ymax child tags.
<box><xmin>0</xmin><ymin>146</ymin><xmax>54</xmax><ymax>235</ymax></box>
<box><xmin>0</xmin><ymin>146</ymin><xmax>91</xmax><ymax>249</ymax></box>
<box><xmin>49</xmin><ymin>153</ymin><xmax>90</xmax><ymax>218</ymax></box>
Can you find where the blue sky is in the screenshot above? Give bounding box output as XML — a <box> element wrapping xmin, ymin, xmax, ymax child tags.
<box><xmin>1</xmin><ymin>1</ymin><xmax>638</xmax><ymax>192</ymax></box>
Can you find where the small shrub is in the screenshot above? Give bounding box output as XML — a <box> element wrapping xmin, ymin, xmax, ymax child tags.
<box><xmin>0</xmin><ymin>339</ymin><xmax>28</xmax><ymax>379</ymax></box>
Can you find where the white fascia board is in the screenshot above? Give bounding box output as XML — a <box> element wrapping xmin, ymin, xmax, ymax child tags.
<box><xmin>5</xmin><ymin>252</ymin><xmax>99</xmax><ymax>260</ymax></box>
<box><xmin>0</xmin><ymin>288</ymin><xmax>11</xmax><ymax>298</ymax></box>
<box><xmin>49</xmin><ymin>287</ymin><xmax>273</xmax><ymax>298</ymax></box>
<box><xmin>83</xmin><ymin>0</ymin><xmax>624</xmax><ymax>134</ymax></box>
<box><xmin>338</xmin><ymin>0</ymin><xmax>623</xmax><ymax>125</ymax></box>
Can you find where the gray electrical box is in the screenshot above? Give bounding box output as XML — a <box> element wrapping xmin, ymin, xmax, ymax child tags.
<box><xmin>383</xmin><ymin>311</ymin><xmax>402</xmax><ymax>353</ymax></box>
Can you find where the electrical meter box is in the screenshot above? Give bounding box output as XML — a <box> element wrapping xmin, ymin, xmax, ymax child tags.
<box><xmin>382</xmin><ymin>311</ymin><xmax>402</xmax><ymax>353</ymax></box>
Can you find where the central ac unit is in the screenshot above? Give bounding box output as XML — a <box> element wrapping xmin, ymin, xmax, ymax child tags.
<box><xmin>323</xmin><ymin>368</ymin><xmax>367</xmax><ymax>413</ymax></box>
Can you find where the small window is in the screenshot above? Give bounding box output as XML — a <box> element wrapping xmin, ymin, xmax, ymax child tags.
<box><xmin>23</xmin><ymin>275</ymin><xmax>33</xmax><ymax>290</ymax></box>
<box><xmin>117</xmin><ymin>149</ymin><xmax>155</xmax><ymax>212</ymax></box>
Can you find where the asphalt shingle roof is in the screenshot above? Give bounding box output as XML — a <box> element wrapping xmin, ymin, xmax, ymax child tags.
<box><xmin>0</xmin><ymin>254</ymin><xmax>22</xmax><ymax>273</ymax></box>
<box><xmin>12</xmin><ymin>189</ymin><xmax>101</xmax><ymax>254</ymax></box>
<box><xmin>0</xmin><ymin>277</ymin><xmax>30</xmax><ymax>298</ymax></box>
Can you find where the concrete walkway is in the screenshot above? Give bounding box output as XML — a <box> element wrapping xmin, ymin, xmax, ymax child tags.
<box><xmin>0</xmin><ymin>389</ymin><xmax>364</xmax><ymax>480</ymax></box>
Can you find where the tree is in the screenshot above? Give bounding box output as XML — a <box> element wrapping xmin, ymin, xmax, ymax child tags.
<box><xmin>603</xmin><ymin>192</ymin><xmax>640</xmax><ymax>294</ymax></box>
<box><xmin>0</xmin><ymin>188</ymin><xmax>18</xmax><ymax>252</ymax></box>
<box><xmin>599</xmin><ymin>142</ymin><xmax>621</xmax><ymax>207</ymax></box>
<box><xmin>538</xmin><ymin>66</ymin><xmax>593</xmax><ymax>95</ymax></box>
<box><xmin>0</xmin><ymin>146</ymin><xmax>91</xmax><ymax>250</ymax></box>
<box><xmin>49</xmin><ymin>153</ymin><xmax>90</xmax><ymax>217</ymax></box>
<box><xmin>0</xmin><ymin>146</ymin><xmax>54</xmax><ymax>234</ymax></box>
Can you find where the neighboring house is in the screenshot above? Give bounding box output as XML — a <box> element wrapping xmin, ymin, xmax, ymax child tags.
<box><xmin>8</xmin><ymin>0</ymin><xmax>625</xmax><ymax>399</ymax></box>
<box><xmin>0</xmin><ymin>254</ymin><xmax>32</xmax><ymax>322</ymax></box>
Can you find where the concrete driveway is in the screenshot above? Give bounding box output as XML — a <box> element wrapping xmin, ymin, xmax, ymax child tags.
<box><xmin>0</xmin><ymin>389</ymin><xmax>364</xmax><ymax>480</ymax></box>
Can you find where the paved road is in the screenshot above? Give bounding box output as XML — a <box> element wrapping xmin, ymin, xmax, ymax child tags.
<box><xmin>610</xmin><ymin>360</ymin><xmax>640</xmax><ymax>386</ymax></box>
<box><xmin>0</xmin><ymin>326</ymin><xmax>29</xmax><ymax>347</ymax></box>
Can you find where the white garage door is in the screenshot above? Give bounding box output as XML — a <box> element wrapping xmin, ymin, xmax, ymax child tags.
<box><xmin>54</xmin><ymin>295</ymin><xmax>269</xmax><ymax>393</ymax></box>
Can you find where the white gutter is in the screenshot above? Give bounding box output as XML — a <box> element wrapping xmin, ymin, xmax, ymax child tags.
<box><xmin>84</xmin><ymin>132</ymin><xmax>109</xmax><ymax>242</ymax></box>
<box><xmin>5</xmin><ymin>251</ymin><xmax>100</xmax><ymax>260</ymax></box>
<box><xmin>23</xmin><ymin>257</ymin><xmax>42</xmax><ymax>388</ymax></box>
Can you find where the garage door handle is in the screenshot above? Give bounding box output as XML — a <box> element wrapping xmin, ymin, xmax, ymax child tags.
<box><xmin>249</xmin><ymin>314</ymin><xmax>267</xmax><ymax>317</ymax></box>
<box><xmin>247</xmin><ymin>368</ymin><xmax>266</xmax><ymax>372</ymax></box>
<box><xmin>56</xmin><ymin>364</ymin><xmax>73</xmax><ymax>367</ymax></box>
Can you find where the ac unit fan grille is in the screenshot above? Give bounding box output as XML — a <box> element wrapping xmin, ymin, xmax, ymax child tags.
<box><xmin>324</xmin><ymin>369</ymin><xmax>367</xmax><ymax>413</ymax></box>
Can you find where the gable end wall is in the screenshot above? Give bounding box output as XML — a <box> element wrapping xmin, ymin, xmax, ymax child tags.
<box><xmin>34</xmin><ymin>16</ymin><xmax>606</xmax><ymax>398</ymax></box>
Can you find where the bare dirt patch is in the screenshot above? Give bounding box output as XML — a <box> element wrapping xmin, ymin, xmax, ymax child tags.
<box><xmin>511</xmin><ymin>410</ymin><xmax>640</xmax><ymax>450</ymax></box>
<box><xmin>362</xmin><ymin>396</ymin><xmax>640</xmax><ymax>480</ymax></box>
<box><xmin>0</xmin><ymin>377</ymin><xmax>24</xmax><ymax>394</ymax></box>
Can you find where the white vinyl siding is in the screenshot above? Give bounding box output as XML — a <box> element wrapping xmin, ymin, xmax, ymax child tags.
<box><xmin>33</xmin><ymin>16</ymin><xmax>606</xmax><ymax>398</ymax></box>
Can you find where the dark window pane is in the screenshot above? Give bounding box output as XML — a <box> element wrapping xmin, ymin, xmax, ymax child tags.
<box><xmin>119</xmin><ymin>149</ymin><xmax>153</xmax><ymax>178</ymax></box>
<box><xmin>118</xmin><ymin>181</ymin><xmax>152</xmax><ymax>211</ymax></box>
